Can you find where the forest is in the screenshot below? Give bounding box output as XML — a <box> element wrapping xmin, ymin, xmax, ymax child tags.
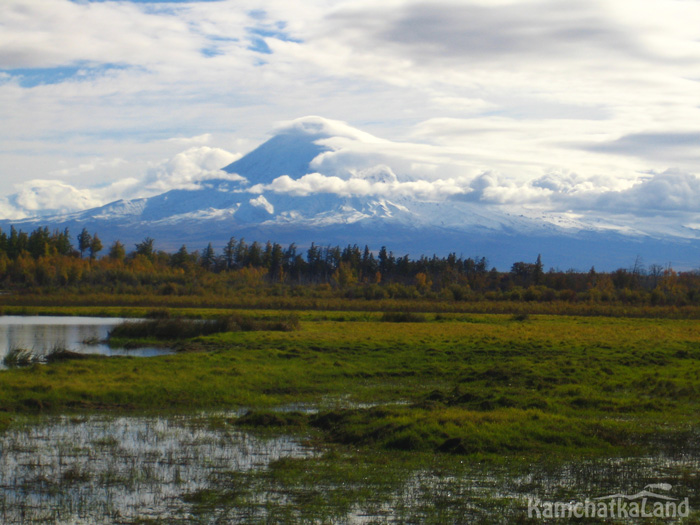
<box><xmin>0</xmin><ymin>225</ymin><xmax>697</xmax><ymax>312</ymax></box>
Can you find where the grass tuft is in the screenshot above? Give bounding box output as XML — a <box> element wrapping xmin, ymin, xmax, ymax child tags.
<box><xmin>3</xmin><ymin>348</ymin><xmax>40</xmax><ymax>367</ymax></box>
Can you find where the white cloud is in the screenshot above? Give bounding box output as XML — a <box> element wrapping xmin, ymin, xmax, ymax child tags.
<box><xmin>166</xmin><ymin>134</ymin><xmax>213</xmax><ymax>146</ymax></box>
<box><xmin>13</xmin><ymin>179</ymin><xmax>101</xmax><ymax>215</ymax></box>
<box><xmin>48</xmin><ymin>158</ymin><xmax>128</xmax><ymax>179</ymax></box>
<box><xmin>459</xmin><ymin>168</ymin><xmax>700</xmax><ymax>216</ymax></box>
<box><xmin>1</xmin><ymin>0</ymin><xmax>700</xmax><ymax>232</ymax></box>
<box><xmin>0</xmin><ymin>0</ymin><xmax>206</xmax><ymax>69</ymax></box>
<box><xmin>145</xmin><ymin>147</ymin><xmax>243</xmax><ymax>192</ymax></box>
<box><xmin>581</xmin><ymin>170</ymin><xmax>700</xmax><ymax>214</ymax></box>
<box><xmin>0</xmin><ymin>145</ymin><xmax>242</xmax><ymax>219</ymax></box>
<box><xmin>251</xmin><ymin>171</ymin><xmax>469</xmax><ymax>200</ymax></box>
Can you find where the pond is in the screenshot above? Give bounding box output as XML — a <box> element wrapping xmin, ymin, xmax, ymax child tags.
<box><xmin>0</xmin><ymin>316</ymin><xmax>172</xmax><ymax>367</ymax></box>
<box><xmin>0</xmin><ymin>414</ymin><xmax>697</xmax><ymax>523</ymax></box>
<box><xmin>0</xmin><ymin>414</ymin><xmax>317</xmax><ymax>523</ymax></box>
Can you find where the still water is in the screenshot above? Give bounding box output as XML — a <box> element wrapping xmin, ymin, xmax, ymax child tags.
<box><xmin>0</xmin><ymin>316</ymin><xmax>171</xmax><ymax>366</ymax></box>
<box><xmin>0</xmin><ymin>414</ymin><xmax>697</xmax><ymax>523</ymax></box>
<box><xmin>0</xmin><ymin>414</ymin><xmax>317</xmax><ymax>523</ymax></box>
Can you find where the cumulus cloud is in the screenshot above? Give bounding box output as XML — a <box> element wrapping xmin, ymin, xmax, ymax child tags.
<box><xmin>144</xmin><ymin>147</ymin><xmax>243</xmax><ymax>192</ymax></box>
<box><xmin>456</xmin><ymin>172</ymin><xmax>552</xmax><ymax>205</ymax></box>
<box><xmin>0</xmin><ymin>145</ymin><xmax>242</xmax><ymax>219</ymax></box>
<box><xmin>250</xmin><ymin>171</ymin><xmax>469</xmax><ymax>200</ymax></box>
<box><xmin>582</xmin><ymin>170</ymin><xmax>700</xmax><ymax>214</ymax></box>
<box><xmin>532</xmin><ymin>171</ymin><xmax>628</xmax><ymax>195</ymax></box>
<box><xmin>238</xmin><ymin>116</ymin><xmax>700</xmax><ymax>220</ymax></box>
<box><xmin>0</xmin><ymin>177</ymin><xmax>132</xmax><ymax>220</ymax></box>
<box><xmin>462</xmin><ymin>168</ymin><xmax>700</xmax><ymax>216</ymax></box>
<box><xmin>10</xmin><ymin>180</ymin><xmax>102</xmax><ymax>217</ymax></box>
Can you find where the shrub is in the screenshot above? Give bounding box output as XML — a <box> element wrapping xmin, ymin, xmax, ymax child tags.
<box><xmin>380</xmin><ymin>312</ymin><xmax>427</xmax><ymax>323</ymax></box>
<box><xmin>109</xmin><ymin>313</ymin><xmax>300</xmax><ymax>340</ymax></box>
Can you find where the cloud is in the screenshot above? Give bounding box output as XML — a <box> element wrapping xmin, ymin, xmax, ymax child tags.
<box><xmin>250</xmin><ymin>171</ymin><xmax>469</xmax><ymax>200</ymax></box>
<box><xmin>0</xmin><ymin>176</ymin><xmax>141</xmax><ymax>220</ymax></box>
<box><xmin>531</xmin><ymin>171</ymin><xmax>628</xmax><ymax>195</ymax></box>
<box><xmin>467</xmin><ymin>168</ymin><xmax>700</xmax><ymax>216</ymax></box>
<box><xmin>582</xmin><ymin>170</ymin><xmax>700</xmax><ymax>214</ymax></box>
<box><xmin>458</xmin><ymin>172</ymin><xmax>552</xmax><ymax>205</ymax></box>
<box><xmin>144</xmin><ymin>146</ymin><xmax>243</xmax><ymax>192</ymax></box>
<box><xmin>0</xmin><ymin>145</ymin><xmax>242</xmax><ymax>219</ymax></box>
<box><xmin>239</xmin><ymin>116</ymin><xmax>700</xmax><ymax>219</ymax></box>
<box><xmin>326</xmin><ymin>1</ymin><xmax>646</xmax><ymax>66</ymax></box>
<box><xmin>165</xmin><ymin>134</ymin><xmax>213</xmax><ymax>146</ymax></box>
<box><xmin>2</xmin><ymin>0</ymin><xmax>700</xmax><ymax>236</ymax></box>
<box><xmin>585</xmin><ymin>132</ymin><xmax>700</xmax><ymax>164</ymax></box>
<box><xmin>275</xmin><ymin>115</ymin><xmax>388</xmax><ymax>144</ymax></box>
<box><xmin>48</xmin><ymin>158</ymin><xmax>128</xmax><ymax>179</ymax></box>
<box><xmin>10</xmin><ymin>179</ymin><xmax>102</xmax><ymax>217</ymax></box>
<box><xmin>0</xmin><ymin>0</ymin><xmax>205</xmax><ymax>69</ymax></box>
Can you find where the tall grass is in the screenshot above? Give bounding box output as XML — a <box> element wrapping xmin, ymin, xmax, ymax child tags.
<box><xmin>380</xmin><ymin>312</ymin><xmax>427</xmax><ymax>323</ymax></box>
<box><xmin>2</xmin><ymin>348</ymin><xmax>38</xmax><ymax>367</ymax></box>
<box><xmin>109</xmin><ymin>313</ymin><xmax>300</xmax><ymax>340</ymax></box>
<box><xmin>3</xmin><ymin>346</ymin><xmax>93</xmax><ymax>367</ymax></box>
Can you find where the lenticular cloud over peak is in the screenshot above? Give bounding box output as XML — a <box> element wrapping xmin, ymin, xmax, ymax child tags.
<box><xmin>273</xmin><ymin>116</ymin><xmax>385</xmax><ymax>144</ymax></box>
<box><xmin>2</xmin><ymin>115</ymin><xmax>700</xmax><ymax>269</ymax></box>
<box><xmin>5</xmin><ymin>116</ymin><xmax>700</xmax><ymax>231</ymax></box>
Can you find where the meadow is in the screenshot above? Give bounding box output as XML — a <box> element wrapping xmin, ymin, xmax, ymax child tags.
<box><xmin>2</xmin><ymin>308</ymin><xmax>700</xmax><ymax>452</ymax></box>
<box><xmin>1</xmin><ymin>305</ymin><xmax>700</xmax><ymax>521</ymax></box>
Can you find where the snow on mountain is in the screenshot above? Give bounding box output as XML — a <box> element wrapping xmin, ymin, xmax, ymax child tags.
<box><xmin>221</xmin><ymin>119</ymin><xmax>332</xmax><ymax>186</ymax></box>
<box><xmin>3</xmin><ymin>116</ymin><xmax>700</xmax><ymax>270</ymax></box>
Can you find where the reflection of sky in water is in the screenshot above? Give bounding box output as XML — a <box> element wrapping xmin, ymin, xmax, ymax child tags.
<box><xmin>0</xmin><ymin>414</ymin><xmax>318</xmax><ymax>522</ymax></box>
<box><xmin>0</xmin><ymin>414</ymin><xmax>697</xmax><ymax>523</ymax></box>
<box><xmin>0</xmin><ymin>316</ymin><xmax>172</xmax><ymax>364</ymax></box>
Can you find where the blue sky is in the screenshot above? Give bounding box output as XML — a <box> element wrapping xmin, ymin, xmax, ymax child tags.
<box><xmin>1</xmin><ymin>0</ymin><xmax>700</xmax><ymax>233</ymax></box>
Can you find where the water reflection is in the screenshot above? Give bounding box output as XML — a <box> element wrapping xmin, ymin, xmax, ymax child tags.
<box><xmin>0</xmin><ymin>415</ymin><xmax>317</xmax><ymax>523</ymax></box>
<box><xmin>0</xmin><ymin>316</ymin><xmax>172</xmax><ymax>366</ymax></box>
<box><xmin>378</xmin><ymin>455</ymin><xmax>700</xmax><ymax>523</ymax></box>
<box><xmin>0</xmin><ymin>413</ymin><xmax>698</xmax><ymax>523</ymax></box>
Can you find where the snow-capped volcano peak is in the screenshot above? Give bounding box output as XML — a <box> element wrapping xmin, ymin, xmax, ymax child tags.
<box><xmin>222</xmin><ymin>116</ymin><xmax>389</xmax><ymax>186</ymax></box>
<box><xmin>5</xmin><ymin>116</ymin><xmax>700</xmax><ymax>270</ymax></box>
<box><xmin>221</xmin><ymin>118</ymin><xmax>332</xmax><ymax>186</ymax></box>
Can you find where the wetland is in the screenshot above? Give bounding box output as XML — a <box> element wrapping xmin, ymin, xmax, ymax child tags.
<box><xmin>0</xmin><ymin>309</ymin><xmax>699</xmax><ymax>522</ymax></box>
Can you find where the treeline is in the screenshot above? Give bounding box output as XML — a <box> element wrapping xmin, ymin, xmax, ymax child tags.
<box><xmin>0</xmin><ymin>225</ymin><xmax>698</xmax><ymax>307</ymax></box>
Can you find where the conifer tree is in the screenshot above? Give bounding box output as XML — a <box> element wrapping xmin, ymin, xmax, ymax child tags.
<box><xmin>108</xmin><ymin>240</ymin><xmax>126</xmax><ymax>261</ymax></box>
<box><xmin>89</xmin><ymin>233</ymin><xmax>103</xmax><ymax>260</ymax></box>
<box><xmin>77</xmin><ymin>228</ymin><xmax>92</xmax><ymax>258</ymax></box>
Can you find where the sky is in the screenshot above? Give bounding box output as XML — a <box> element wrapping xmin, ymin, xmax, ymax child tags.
<box><xmin>1</xmin><ymin>0</ymin><xmax>700</xmax><ymax>230</ymax></box>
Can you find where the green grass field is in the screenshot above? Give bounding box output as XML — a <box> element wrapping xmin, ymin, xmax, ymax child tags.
<box><xmin>2</xmin><ymin>307</ymin><xmax>700</xmax><ymax>521</ymax></box>
<box><xmin>1</xmin><ymin>310</ymin><xmax>699</xmax><ymax>460</ymax></box>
